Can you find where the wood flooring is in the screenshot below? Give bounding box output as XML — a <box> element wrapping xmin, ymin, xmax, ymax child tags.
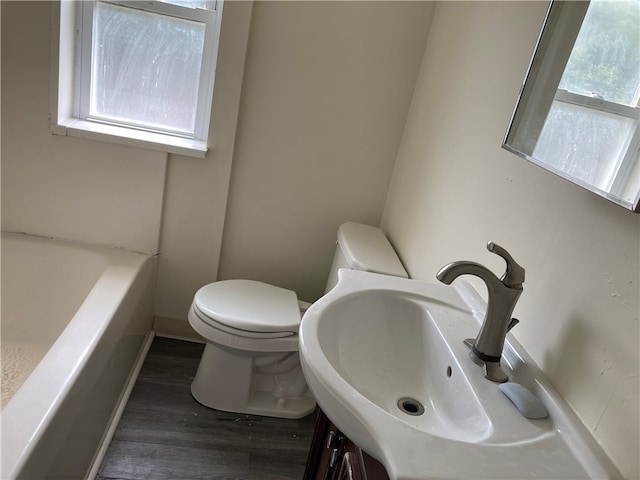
<box><xmin>96</xmin><ymin>337</ymin><xmax>316</xmax><ymax>480</ymax></box>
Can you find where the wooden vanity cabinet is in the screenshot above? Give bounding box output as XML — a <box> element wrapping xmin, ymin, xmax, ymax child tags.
<box><xmin>304</xmin><ymin>410</ymin><xmax>389</xmax><ymax>480</ymax></box>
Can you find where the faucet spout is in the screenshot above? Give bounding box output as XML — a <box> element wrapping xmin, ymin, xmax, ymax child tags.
<box><xmin>436</xmin><ymin>261</ymin><xmax>503</xmax><ymax>292</ymax></box>
<box><xmin>436</xmin><ymin>243</ymin><xmax>525</xmax><ymax>383</ymax></box>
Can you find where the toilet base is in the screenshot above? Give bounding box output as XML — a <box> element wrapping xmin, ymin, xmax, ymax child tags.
<box><xmin>191</xmin><ymin>343</ymin><xmax>316</xmax><ymax>419</ymax></box>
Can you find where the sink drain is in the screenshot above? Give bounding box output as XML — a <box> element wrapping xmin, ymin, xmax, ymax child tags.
<box><xmin>397</xmin><ymin>397</ymin><xmax>425</xmax><ymax>416</ymax></box>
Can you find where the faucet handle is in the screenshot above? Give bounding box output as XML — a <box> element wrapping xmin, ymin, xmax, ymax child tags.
<box><xmin>487</xmin><ymin>242</ymin><xmax>525</xmax><ymax>287</ymax></box>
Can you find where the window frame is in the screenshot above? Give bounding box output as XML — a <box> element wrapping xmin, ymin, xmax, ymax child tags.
<box><xmin>503</xmin><ymin>0</ymin><xmax>640</xmax><ymax>210</ymax></box>
<box><xmin>51</xmin><ymin>0</ymin><xmax>223</xmax><ymax>158</ymax></box>
<box><xmin>544</xmin><ymin>88</ymin><xmax>640</xmax><ymax>195</ymax></box>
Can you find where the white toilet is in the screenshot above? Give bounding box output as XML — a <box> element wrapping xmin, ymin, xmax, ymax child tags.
<box><xmin>188</xmin><ymin>222</ymin><xmax>408</xmax><ymax>418</ymax></box>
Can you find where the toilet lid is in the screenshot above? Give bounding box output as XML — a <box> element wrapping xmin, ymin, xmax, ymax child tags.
<box><xmin>191</xmin><ymin>304</ymin><xmax>295</xmax><ymax>339</ymax></box>
<box><xmin>193</xmin><ymin>280</ymin><xmax>301</xmax><ymax>333</ymax></box>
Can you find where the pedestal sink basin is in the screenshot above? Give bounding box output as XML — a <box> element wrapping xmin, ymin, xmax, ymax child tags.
<box><xmin>299</xmin><ymin>269</ymin><xmax>620</xmax><ymax>480</ymax></box>
<box><xmin>312</xmin><ymin>284</ymin><xmax>492</xmax><ymax>445</ymax></box>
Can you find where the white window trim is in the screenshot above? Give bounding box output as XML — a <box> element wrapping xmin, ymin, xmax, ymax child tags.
<box><xmin>554</xmin><ymin>89</ymin><xmax>640</xmax><ymax>119</ymax></box>
<box><xmin>50</xmin><ymin>0</ymin><xmax>223</xmax><ymax>158</ymax></box>
<box><xmin>552</xmin><ymin>88</ymin><xmax>640</xmax><ymax>195</ymax></box>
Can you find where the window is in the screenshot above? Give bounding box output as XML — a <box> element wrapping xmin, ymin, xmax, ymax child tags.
<box><xmin>52</xmin><ymin>0</ymin><xmax>223</xmax><ymax>157</ymax></box>
<box><xmin>532</xmin><ymin>0</ymin><xmax>639</xmax><ymax>202</ymax></box>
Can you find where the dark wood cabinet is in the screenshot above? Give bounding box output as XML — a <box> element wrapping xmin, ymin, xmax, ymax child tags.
<box><xmin>304</xmin><ymin>410</ymin><xmax>389</xmax><ymax>480</ymax></box>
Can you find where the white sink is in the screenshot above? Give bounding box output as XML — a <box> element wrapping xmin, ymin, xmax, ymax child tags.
<box><xmin>299</xmin><ymin>269</ymin><xmax>620</xmax><ymax>480</ymax></box>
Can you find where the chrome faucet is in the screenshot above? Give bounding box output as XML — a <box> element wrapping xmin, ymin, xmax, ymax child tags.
<box><xmin>436</xmin><ymin>242</ymin><xmax>525</xmax><ymax>383</ymax></box>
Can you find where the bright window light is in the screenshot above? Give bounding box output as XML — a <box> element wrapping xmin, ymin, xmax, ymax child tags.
<box><xmin>90</xmin><ymin>2</ymin><xmax>207</xmax><ymax>136</ymax></box>
<box><xmin>53</xmin><ymin>0</ymin><xmax>223</xmax><ymax>157</ymax></box>
<box><xmin>533</xmin><ymin>0</ymin><xmax>639</xmax><ymax>197</ymax></box>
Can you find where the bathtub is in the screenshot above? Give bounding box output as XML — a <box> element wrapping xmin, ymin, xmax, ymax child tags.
<box><xmin>1</xmin><ymin>232</ymin><xmax>155</xmax><ymax>479</ymax></box>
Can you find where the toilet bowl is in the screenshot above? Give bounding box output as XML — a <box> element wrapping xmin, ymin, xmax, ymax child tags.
<box><xmin>189</xmin><ymin>280</ymin><xmax>315</xmax><ymax>418</ymax></box>
<box><xmin>188</xmin><ymin>222</ymin><xmax>408</xmax><ymax>419</ymax></box>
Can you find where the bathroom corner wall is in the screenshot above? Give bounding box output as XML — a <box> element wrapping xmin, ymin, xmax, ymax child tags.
<box><xmin>217</xmin><ymin>1</ymin><xmax>434</xmax><ymax>303</ymax></box>
<box><xmin>153</xmin><ymin>1</ymin><xmax>254</xmax><ymax>323</ymax></box>
<box><xmin>1</xmin><ymin>1</ymin><xmax>166</xmax><ymax>254</ymax></box>
<box><xmin>381</xmin><ymin>2</ymin><xmax>639</xmax><ymax>477</ymax></box>
<box><xmin>0</xmin><ymin>1</ymin><xmax>254</xmax><ymax>325</ymax></box>
<box><xmin>2</xmin><ymin>1</ymin><xmax>434</xmax><ymax>329</ymax></box>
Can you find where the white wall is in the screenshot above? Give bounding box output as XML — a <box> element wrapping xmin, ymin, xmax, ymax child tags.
<box><xmin>381</xmin><ymin>2</ymin><xmax>639</xmax><ymax>477</ymax></box>
<box><xmin>217</xmin><ymin>1</ymin><xmax>434</xmax><ymax>302</ymax></box>
<box><xmin>1</xmin><ymin>0</ymin><xmax>241</xmax><ymax>332</ymax></box>
<box><xmin>153</xmin><ymin>2</ymin><xmax>253</xmax><ymax>322</ymax></box>
<box><xmin>157</xmin><ymin>0</ymin><xmax>434</xmax><ymax>320</ymax></box>
<box><xmin>1</xmin><ymin>1</ymin><xmax>252</xmax><ymax>323</ymax></box>
<box><xmin>1</xmin><ymin>1</ymin><xmax>166</xmax><ymax>254</ymax></box>
<box><xmin>1</xmin><ymin>1</ymin><xmax>432</xmax><ymax>322</ymax></box>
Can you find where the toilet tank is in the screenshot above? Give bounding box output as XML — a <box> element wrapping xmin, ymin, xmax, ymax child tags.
<box><xmin>324</xmin><ymin>222</ymin><xmax>408</xmax><ymax>293</ymax></box>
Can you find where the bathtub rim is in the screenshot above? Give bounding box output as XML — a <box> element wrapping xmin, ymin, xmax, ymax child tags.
<box><xmin>1</xmin><ymin>237</ymin><xmax>154</xmax><ymax>480</ymax></box>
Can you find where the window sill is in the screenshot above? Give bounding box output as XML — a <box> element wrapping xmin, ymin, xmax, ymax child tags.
<box><xmin>51</xmin><ymin>118</ymin><xmax>208</xmax><ymax>158</ymax></box>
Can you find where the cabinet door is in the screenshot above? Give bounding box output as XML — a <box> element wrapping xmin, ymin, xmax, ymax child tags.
<box><xmin>303</xmin><ymin>410</ymin><xmax>389</xmax><ymax>480</ymax></box>
<box><xmin>336</xmin><ymin>447</ymin><xmax>365</xmax><ymax>480</ymax></box>
<box><xmin>303</xmin><ymin>410</ymin><xmax>345</xmax><ymax>480</ymax></box>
